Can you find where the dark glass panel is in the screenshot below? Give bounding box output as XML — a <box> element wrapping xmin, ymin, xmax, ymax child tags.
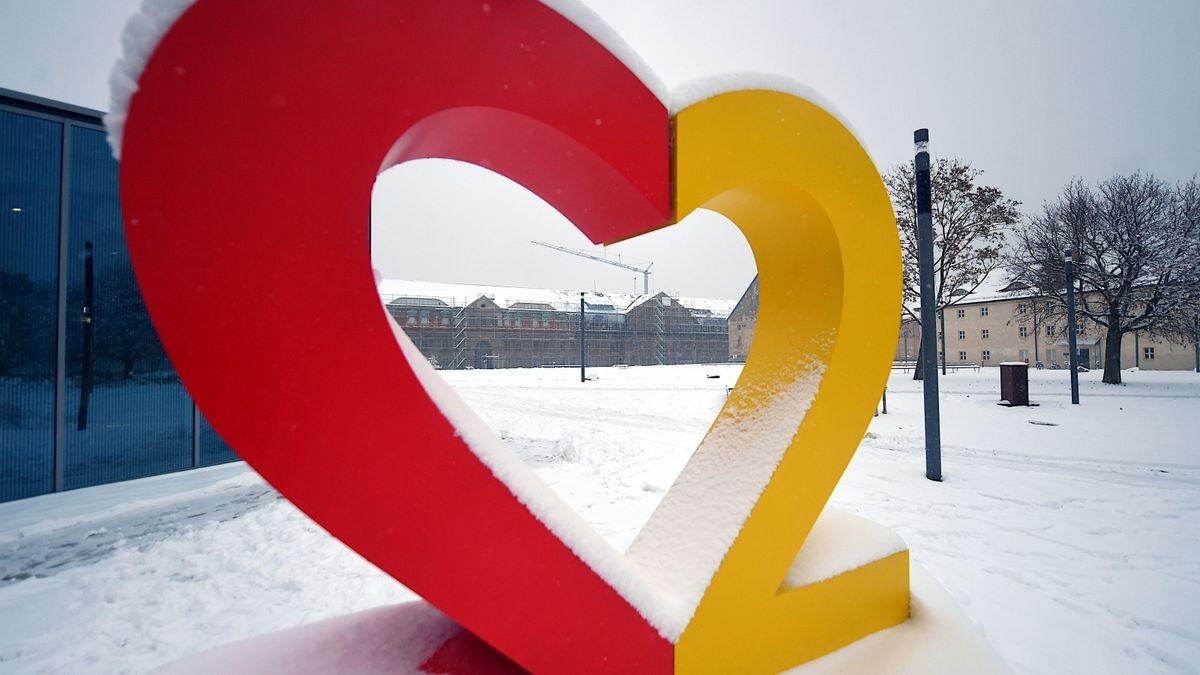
<box><xmin>199</xmin><ymin>411</ymin><xmax>238</xmax><ymax>466</ymax></box>
<box><xmin>0</xmin><ymin>110</ymin><xmax>61</xmax><ymax>502</ymax></box>
<box><xmin>62</xmin><ymin>125</ymin><xmax>192</xmax><ymax>489</ymax></box>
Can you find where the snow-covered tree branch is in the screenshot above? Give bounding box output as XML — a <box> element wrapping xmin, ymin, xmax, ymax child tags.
<box><xmin>1007</xmin><ymin>174</ymin><xmax>1200</xmax><ymax>384</ymax></box>
<box><xmin>884</xmin><ymin>158</ymin><xmax>1020</xmax><ymax>378</ymax></box>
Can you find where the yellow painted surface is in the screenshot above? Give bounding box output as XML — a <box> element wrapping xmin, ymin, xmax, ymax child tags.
<box><xmin>673</xmin><ymin>90</ymin><xmax>907</xmax><ymax>673</ymax></box>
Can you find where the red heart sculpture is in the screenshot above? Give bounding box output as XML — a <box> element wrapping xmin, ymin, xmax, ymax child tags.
<box><xmin>120</xmin><ymin>0</ymin><xmax>672</xmax><ymax>672</ymax></box>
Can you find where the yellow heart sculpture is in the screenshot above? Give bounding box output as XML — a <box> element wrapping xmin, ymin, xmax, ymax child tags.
<box><xmin>628</xmin><ymin>89</ymin><xmax>906</xmax><ymax>673</ymax></box>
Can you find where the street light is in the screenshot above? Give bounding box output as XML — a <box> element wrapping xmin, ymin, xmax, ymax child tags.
<box><xmin>1064</xmin><ymin>250</ymin><xmax>1080</xmax><ymax>404</ymax></box>
<box><xmin>915</xmin><ymin>128</ymin><xmax>942</xmax><ymax>480</ymax></box>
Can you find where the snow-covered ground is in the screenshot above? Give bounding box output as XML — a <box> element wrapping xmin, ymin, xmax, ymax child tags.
<box><xmin>0</xmin><ymin>365</ymin><xmax>1197</xmax><ymax>674</ymax></box>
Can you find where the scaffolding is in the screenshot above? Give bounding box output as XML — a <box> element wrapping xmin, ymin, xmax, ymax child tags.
<box><xmin>379</xmin><ymin>283</ymin><xmax>731</xmax><ymax>370</ymax></box>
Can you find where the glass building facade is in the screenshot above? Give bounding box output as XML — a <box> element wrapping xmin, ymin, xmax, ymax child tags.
<box><xmin>1</xmin><ymin>88</ymin><xmax>236</xmax><ymax>502</ymax></box>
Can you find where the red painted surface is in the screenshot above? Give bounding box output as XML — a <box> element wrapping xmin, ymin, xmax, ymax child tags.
<box><xmin>119</xmin><ymin>1</ymin><xmax>671</xmax><ymax>672</ymax></box>
<box><xmin>422</xmin><ymin>630</ymin><xmax>528</xmax><ymax>675</ymax></box>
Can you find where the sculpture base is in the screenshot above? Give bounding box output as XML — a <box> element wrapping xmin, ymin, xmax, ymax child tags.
<box><xmin>154</xmin><ymin>563</ymin><xmax>1006</xmax><ymax>675</ymax></box>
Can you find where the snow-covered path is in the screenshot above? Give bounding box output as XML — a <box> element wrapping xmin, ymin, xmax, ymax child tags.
<box><xmin>1</xmin><ymin>477</ymin><xmax>278</xmax><ymax>584</ymax></box>
<box><xmin>842</xmin><ymin>441</ymin><xmax>1200</xmax><ymax>674</ymax></box>
<box><xmin>0</xmin><ymin>365</ymin><xmax>1197</xmax><ymax>674</ymax></box>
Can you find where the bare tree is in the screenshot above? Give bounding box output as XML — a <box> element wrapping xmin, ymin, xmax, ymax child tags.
<box><xmin>884</xmin><ymin>158</ymin><xmax>1021</xmax><ymax>378</ymax></box>
<box><xmin>1008</xmin><ymin>174</ymin><xmax>1200</xmax><ymax>384</ymax></box>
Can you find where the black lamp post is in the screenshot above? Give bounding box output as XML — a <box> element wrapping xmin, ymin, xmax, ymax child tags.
<box><xmin>915</xmin><ymin>129</ymin><xmax>942</xmax><ymax>481</ymax></box>
<box><xmin>1064</xmin><ymin>250</ymin><xmax>1080</xmax><ymax>404</ymax></box>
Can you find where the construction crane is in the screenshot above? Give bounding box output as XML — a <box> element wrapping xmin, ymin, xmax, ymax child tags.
<box><xmin>531</xmin><ymin>240</ymin><xmax>653</xmax><ymax>295</ymax></box>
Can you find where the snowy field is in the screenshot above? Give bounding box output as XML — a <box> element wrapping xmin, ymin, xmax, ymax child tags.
<box><xmin>0</xmin><ymin>364</ymin><xmax>1197</xmax><ymax>674</ymax></box>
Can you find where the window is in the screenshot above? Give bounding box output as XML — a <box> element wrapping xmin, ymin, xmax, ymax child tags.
<box><xmin>1045</xmin><ymin>301</ymin><xmax>1053</xmax><ymax>311</ymax></box>
<box><xmin>958</xmin><ymin>330</ymin><xmax>966</xmax><ymax>340</ymax></box>
<box><xmin>982</xmin><ymin>350</ymin><xmax>991</xmax><ymax>361</ymax></box>
<box><xmin>956</xmin><ymin>308</ymin><xmax>965</xmax><ymax>318</ymax></box>
<box><xmin>1144</xmin><ymin>347</ymin><xmax>1155</xmax><ymax>360</ymax></box>
<box><xmin>980</xmin><ymin>306</ymin><xmax>989</xmax><ymax>316</ymax></box>
<box><xmin>958</xmin><ymin>351</ymin><xmax>968</xmax><ymax>361</ymax></box>
<box><xmin>2</xmin><ymin>110</ymin><xmax>62</xmax><ymax>499</ymax></box>
<box><xmin>1019</xmin><ymin>349</ymin><xmax>1029</xmax><ymax>361</ymax></box>
<box><xmin>1047</xmin><ymin>325</ymin><xmax>1055</xmax><ymax>337</ymax></box>
<box><xmin>1076</xmin><ymin>324</ymin><xmax>1084</xmax><ymax>334</ymax></box>
<box><xmin>981</xmin><ymin>329</ymin><xmax>990</xmax><ymax>339</ymax></box>
<box><xmin>1019</xmin><ymin>326</ymin><xmax>1028</xmax><ymax>338</ymax></box>
<box><xmin>1018</xmin><ymin>303</ymin><xmax>1027</xmax><ymax>314</ymax></box>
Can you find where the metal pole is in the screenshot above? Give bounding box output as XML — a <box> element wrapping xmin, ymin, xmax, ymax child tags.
<box><xmin>939</xmin><ymin>308</ymin><xmax>947</xmax><ymax>375</ymax></box>
<box><xmin>882</xmin><ymin>388</ymin><xmax>888</xmax><ymax>414</ymax></box>
<box><xmin>580</xmin><ymin>292</ymin><xmax>586</xmax><ymax>383</ymax></box>
<box><xmin>1134</xmin><ymin>331</ymin><xmax>1140</xmax><ymax>368</ymax></box>
<box><xmin>915</xmin><ymin>128</ymin><xmax>942</xmax><ymax>481</ymax></box>
<box><xmin>53</xmin><ymin>122</ymin><xmax>72</xmax><ymax>493</ymax></box>
<box><xmin>1064</xmin><ymin>251</ymin><xmax>1080</xmax><ymax>404</ymax></box>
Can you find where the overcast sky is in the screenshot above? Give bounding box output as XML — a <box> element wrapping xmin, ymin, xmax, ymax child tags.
<box><xmin>3</xmin><ymin>1</ymin><xmax>1197</xmax><ymax>299</ymax></box>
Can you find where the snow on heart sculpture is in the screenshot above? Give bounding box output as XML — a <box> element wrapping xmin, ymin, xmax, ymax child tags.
<box><xmin>109</xmin><ymin>0</ymin><xmax>1009</xmax><ymax>673</ymax></box>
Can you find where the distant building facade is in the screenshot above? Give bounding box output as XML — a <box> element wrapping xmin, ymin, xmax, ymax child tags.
<box><xmin>896</xmin><ymin>282</ymin><xmax>1198</xmax><ymax>371</ymax></box>
<box><xmin>726</xmin><ymin>273</ymin><xmax>1197</xmax><ymax>371</ymax></box>
<box><xmin>727</xmin><ymin>276</ymin><xmax>759</xmax><ymax>362</ymax></box>
<box><xmin>380</xmin><ymin>281</ymin><xmax>734</xmax><ymax>369</ymax></box>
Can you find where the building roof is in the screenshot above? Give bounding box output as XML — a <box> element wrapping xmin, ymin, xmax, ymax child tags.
<box><xmin>900</xmin><ymin>273</ymin><xmax>1040</xmax><ymax>315</ymax></box>
<box><xmin>0</xmin><ymin>87</ymin><xmax>106</xmax><ymax>125</ymax></box>
<box><xmin>508</xmin><ymin>302</ymin><xmax>557</xmax><ymax>311</ymax></box>
<box><xmin>952</xmin><ymin>273</ymin><xmax>1038</xmax><ymax>305</ymax></box>
<box><xmin>730</xmin><ymin>275</ymin><xmax>759</xmax><ymax>319</ymax></box>
<box><xmin>387</xmin><ymin>296</ymin><xmax>450</xmax><ymax>308</ymax></box>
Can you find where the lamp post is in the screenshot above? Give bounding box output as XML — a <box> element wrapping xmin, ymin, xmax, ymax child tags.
<box><xmin>1064</xmin><ymin>250</ymin><xmax>1080</xmax><ymax>404</ymax></box>
<box><xmin>915</xmin><ymin>128</ymin><xmax>941</xmax><ymax>481</ymax></box>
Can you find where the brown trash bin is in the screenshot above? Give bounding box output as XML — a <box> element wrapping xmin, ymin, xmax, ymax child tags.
<box><xmin>999</xmin><ymin>362</ymin><xmax>1030</xmax><ymax>406</ymax></box>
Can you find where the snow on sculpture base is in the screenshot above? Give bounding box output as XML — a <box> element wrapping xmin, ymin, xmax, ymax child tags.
<box><xmin>152</xmin><ymin>511</ymin><xmax>1007</xmax><ymax>674</ymax></box>
<box><xmin>152</xmin><ymin>565</ymin><xmax>1005</xmax><ymax>675</ymax></box>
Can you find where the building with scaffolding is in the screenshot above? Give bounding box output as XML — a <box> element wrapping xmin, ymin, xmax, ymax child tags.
<box><xmin>378</xmin><ymin>280</ymin><xmax>734</xmax><ymax>369</ymax></box>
